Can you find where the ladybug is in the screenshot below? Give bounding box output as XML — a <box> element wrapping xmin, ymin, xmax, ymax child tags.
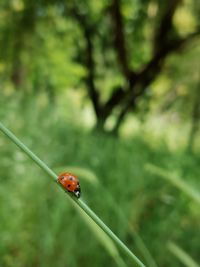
<box><xmin>57</xmin><ymin>172</ymin><xmax>81</xmax><ymax>198</ymax></box>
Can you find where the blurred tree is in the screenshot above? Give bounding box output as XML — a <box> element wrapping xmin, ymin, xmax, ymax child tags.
<box><xmin>0</xmin><ymin>0</ymin><xmax>199</xmax><ymax>133</ymax></box>
<box><xmin>0</xmin><ymin>0</ymin><xmax>37</xmax><ymax>88</ymax></box>
<box><xmin>65</xmin><ymin>0</ymin><xmax>200</xmax><ymax>133</ymax></box>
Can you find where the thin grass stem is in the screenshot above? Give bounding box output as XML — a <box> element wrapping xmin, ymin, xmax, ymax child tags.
<box><xmin>0</xmin><ymin>122</ymin><xmax>146</xmax><ymax>267</ymax></box>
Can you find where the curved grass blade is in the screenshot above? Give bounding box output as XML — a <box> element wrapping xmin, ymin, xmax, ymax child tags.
<box><xmin>168</xmin><ymin>241</ymin><xmax>199</xmax><ymax>267</ymax></box>
<box><xmin>146</xmin><ymin>164</ymin><xmax>200</xmax><ymax>205</ymax></box>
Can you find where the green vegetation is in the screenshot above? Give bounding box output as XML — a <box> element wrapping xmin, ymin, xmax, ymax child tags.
<box><xmin>0</xmin><ymin>0</ymin><xmax>200</xmax><ymax>266</ymax></box>
<box><xmin>0</xmin><ymin>97</ymin><xmax>199</xmax><ymax>267</ymax></box>
<box><xmin>0</xmin><ymin>122</ymin><xmax>145</xmax><ymax>267</ymax></box>
<box><xmin>168</xmin><ymin>242</ymin><xmax>199</xmax><ymax>267</ymax></box>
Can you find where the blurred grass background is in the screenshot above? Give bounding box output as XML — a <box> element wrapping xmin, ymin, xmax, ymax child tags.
<box><xmin>0</xmin><ymin>0</ymin><xmax>200</xmax><ymax>266</ymax></box>
<box><xmin>0</xmin><ymin>93</ymin><xmax>199</xmax><ymax>267</ymax></box>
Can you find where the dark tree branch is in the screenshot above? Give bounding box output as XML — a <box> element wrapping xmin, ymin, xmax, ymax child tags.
<box><xmin>83</xmin><ymin>29</ymin><xmax>102</xmax><ymax>118</ymax></box>
<box><xmin>187</xmin><ymin>71</ymin><xmax>200</xmax><ymax>151</ymax></box>
<box><xmin>109</xmin><ymin>0</ymin><xmax>132</xmax><ymax>78</ymax></box>
<box><xmin>112</xmin><ymin>30</ymin><xmax>200</xmax><ymax>132</ymax></box>
<box><xmin>102</xmin><ymin>86</ymin><xmax>125</xmax><ymax>117</ymax></box>
<box><xmin>106</xmin><ymin>0</ymin><xmax>183</xmax><ymax>124</ymax></box>
<box><xmin>112</xmin><ymin>98</ymin><xmax>136</xmax><ymax>135</ymax></box>
<box><xmin>11</xmin><ymin>2</ymin><xmax>36</xmax><ymax>88</ymax></box>
<box><xmin>136</xmin><ymin>30</ymin><xmax>200</xmax><ymax>97</ymax></box>
<box><xmin>66</xmin><ymin>6</ymin><xmax>102</xmax><ymax>119</ymax></box>
<box><xmin>66</xmin><ymin>2</ymin><xmax>200</xmax><ymax>134</ymax></box>
<box><xmin>105</xmin><ymin>29</ymin><xmax>200</xmax><ymax>133</ymax></box>
<box><xmin>153</xmin><ymin>0</ymin><xmax>181</xmax><ymax>53</ymax></box>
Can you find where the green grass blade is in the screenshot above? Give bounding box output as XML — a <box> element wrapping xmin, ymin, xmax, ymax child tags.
<box><xmin>99</xmin><ymin>186</ymin><xmax>158</xmax><ymax>267</ymax></box>
<box><xmin>57</xmin><ymin>165</ymin><xmax>157</xmax><ymax>267</ymax></box>
<box><xmin>71</xmin><ymin>198</ymin><xmax>127</xmax><ymax>267</ymax></box>
<box><xmin>146</xmin><ymin>164</ymin><xmax>200</xmax><ymax>205</ymax></box>
<box><xmin>0</xmin><ymin>122</ymin><xmax>145</xmax><ymax>267</ymax></box>
<box><xmin>167</xmin><ymin>241</ymin><xmax>199</xmax><ymax>267</ymax></box>
<box><xmin>56</xmin><ymin>165</ymin><xmax>157</xmax><ymax>267</ymax></box>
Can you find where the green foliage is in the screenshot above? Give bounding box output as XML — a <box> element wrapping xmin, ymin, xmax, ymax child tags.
<box><xmin>0</xmin><ymin>0</ymin><xmax>200</xmax><ymax>265</ymax></box>
<box><xmin>0</xmin><ymin>0</ymin><xmax>199</xmax><ymax>127</ymax></box>
<box><xmin>0</xmin><ymin>95</ymin><xmax>199</xmax><ymax>267</ymax></box>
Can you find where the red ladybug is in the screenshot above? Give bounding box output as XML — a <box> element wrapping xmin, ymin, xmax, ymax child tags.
<box><xmin>57</xmin><ymin>172</ymin><xmax>81</xmax><ymax>198</ymax></box>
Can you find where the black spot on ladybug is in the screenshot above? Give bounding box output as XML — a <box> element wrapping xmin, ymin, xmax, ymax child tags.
<box><xmin>67</xmin><ymin>184</ymin><xmax>71</xmax><ymax>188</ymax></box>
<box><xmin>69</xmin><ymin>177</ymin><xmax>73</xmax><ymax>181</ymax></box>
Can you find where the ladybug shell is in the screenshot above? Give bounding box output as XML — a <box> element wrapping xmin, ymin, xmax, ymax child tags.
<box><xmin>57</xmin><ymin>172</ymin><xmax>80</xmax><ymax>198</ymax></box>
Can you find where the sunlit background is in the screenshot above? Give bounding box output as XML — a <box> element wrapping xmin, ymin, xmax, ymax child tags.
<box><xmin>0</xmin><ymin>0</ymin><xmax>200</xmax><ymax>267</ymax></box>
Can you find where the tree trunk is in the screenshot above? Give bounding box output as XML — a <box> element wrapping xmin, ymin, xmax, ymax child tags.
<box><xmin>67</xmin><ymin>1</ymin><xmax>200</xmax><ymax>136</ymax></box>
<box><xmin>187</xmin><ymin>75</ymin><xmax>200</xmax><ymax>152</ymax></box>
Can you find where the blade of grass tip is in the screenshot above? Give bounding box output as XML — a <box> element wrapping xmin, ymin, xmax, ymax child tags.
<box><xmin>0</xmin><ymin>122</ymin><xmax>146</xmax><ymax>267</ymax></box>
<box><xmin>146</xmin><ymin>164</ymin><xmax>200</xmax><ymax>205</ymax></box>
<box><xmin>167</xmin><ymin>241</ymin><xmax>199</xmax><ymax>267</ymax></box>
